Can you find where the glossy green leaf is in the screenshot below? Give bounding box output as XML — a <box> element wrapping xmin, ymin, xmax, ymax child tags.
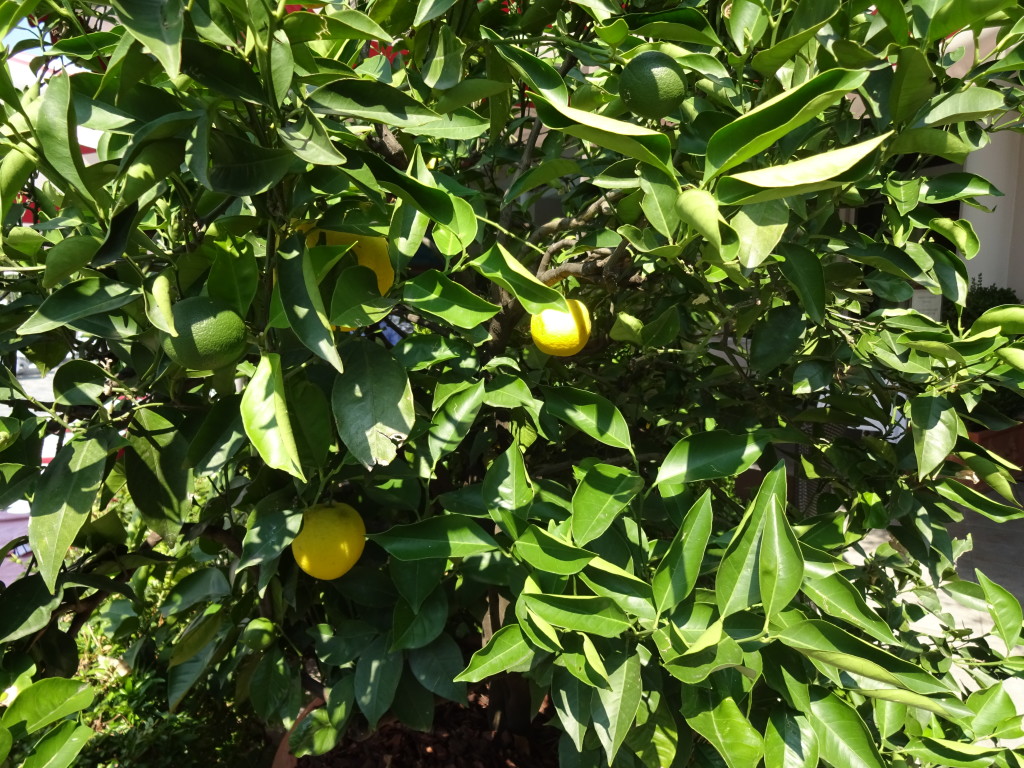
<box><xmin>777</xmin><ymin>620</ymin><xmax>951</xmax><ymax>695</ymax></box>
<box><xmin>30</xmin><ymin>434</ymin><xmax>115</xmax><ymax>592</ymax></box>
<box><xmin>333</xmin><ymin>340</ymin><xmax>415</xmax><ymax>469</ymax></box>
<box><xmin>241</xmin><ymin>353</ymin><xmax>306</xmax><ymax>482</ymax></box>
<box><xmin>41</xmin><ymin>236</ymin><xmax>102</xmax><ymax>289</ymax></box>
<box><xmin>278</xmin><ymin>236</ymin><xmax>344</xmax><ymax>373</ymax></box>
<box><xmin>21</xmin><ymin>720</ymin><xmax>94</xmax><ymax>768</ymax></box>
<box><xmin>1</xmin><ymin>678</ymin><xmax>93</xmax><ymax>735</ymax></box>
<box><xmin>779</xmin><ymin>245</ymin><xmax>826</xmax><ymax>325</ymax></box>
<box><xmin>17</xmin><ymin>278</ymin><xmax>139</xmax><ymax>335</ymax></box>
<box><xmin>890</xmin><ymin>47</ymin><xmax>936</xmax><ymax>124</ymax></box>
<box><xmin>470</xmin><ymin>243</ymin><xmax>568</xmax><ymax>315</ymax></box>
<box><xmin>764</xmin><ymin>709</ymin><xmax>819</xmax><ymax>768</ymax></box>
<box><xmin>683</xmin><ymin>690</ymin><xmax>764</xmax><ymax>768</ymax></box>
<box><xmin>571</xmin><ymin>464</ymin><xmax>643</xmax><ymax>546</ymax></box>
<box><xmin>523</xmin><ymin>594</ymin><xmax>631</xmax><ymax>638</ymax></box>
<box><xmin>354</xmin><ymin>635</ymin><xmax>403</xmax><ymax>729</ymax></box>
<box><xmin>973</xmin><ymin>305</ymin><xmax>1024</xmax><ymax>335</ymax></box>
<box><xmin>403</xmin><ymin>270</ymin><xmax>500</xmax><ymax>329</ymax></box>
<box><xmin>515</xmin><ymin>525</ymin><xmax>595</xmax><ymax>574</ymax></box>
<box><xmin>705</xmin><ymin>69</ymin><xmax>870</xmax><ymax>180</ymax></box>
<box><xmin>716</xmin><ymin>462</ymin><xmax>786</xmax><ymax>617</ymax></box>
<box><xmin>160</xmin><ymin>568</ymin><xmax>230</xmax><ymax>615</ymax></box>
<box><xmin>481</xmin><ymin>442</ymin><xmax>533</xmax><ymax>536</ymax></box>
<box><xmin>110</xmin><ymin>0</ymin><xmax>183</xmax><ymax>76</ymax></box>
<box><xmin>125</xmin><ymin>407</ymin><xmax>191</xmax><ymax>534</ymax></box>
<box><xmin>454</xmin><ymin>625</ymin><xmax>535</xmax><ymax>683</ymax></box>
<box><xmin>541</xmin><ymin>387</ymin><xmax>632</xmax><ymax>452</ymax></box>
<box><xmin>657</xmin><ymin>430</ymin><xmax>769</xmax><ymax>485</ymax></box>
<box><xmin>392</xmin><ymin>588</ymin><xmax>448</xmax><ymax>650</ymax></box>
<box><xmin>808</xmin><ymin>690</ymin><xmax>886</xmax><ymax>768</ymax></box>
<box><xmin>732</xmin><ymin>199</ymin><xmax>789</xmax><ymax>268</ymax></box>
<box><xmin>551</xmin><ymin>666</ymin><xmax>592</xmax><ymax>752</ymax></box>
<box><xmin>408</xmin><ymin>634</ymin><xmax>466</xmax><ymax>702</ymax></box>
<box><xmin>800</xmin><ymin>559</ymin><xmax>900</xmax><ymax>645</ymax></box>
<box><xmin>0</xmin><ymin>576</ymin><xmax>62</xmax><ymax>644</ymax></box>
<box><xmin>35</xmin><ymin>73</ymin><xmax>99</xmax><ymax>204</ymax></box>
<box><xmin>760</xmin><ymin>489</ymin><xmax>804</xmax><ymax>619</ymax></box>
<box><xmin>653</xmin><ymin>491</ymin><xmax>713</xmax><ymax>612</ymax></box>
<box><xmin>910</xmin><ymin>394</ymin><xmax>960</xmax><ymax>479</ymax></box>
<box><xmin>976</xmin><ymin>569</ymin><xmax>1022</xmax><ymax>651</ymax></box>
<box><xmin>425</xmin><ymin>379</ymin><xmax>486</xmax><ymax>465</ymax></box>
<box><xmin>370</xmin><ymin>515</ymin><xmax>499</xmax><ymax>560</ymax></box>
<box><xmin>504</xmin><ymin>159</ymin><xmax>580</xmax><ymax>204</ymax></box>
<box><xmin>749</xmin><ymin>305</ymin><xmax>807</xmax><ymax>373</ymax></box>
<box><xmin>591</xmin><ymin>653</ymin><xmax>642</xmax><ymax>765</ymax></box>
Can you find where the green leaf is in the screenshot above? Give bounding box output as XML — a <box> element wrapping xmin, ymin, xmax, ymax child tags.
<box><xmin>808</xmin><ymin>689</ymin><xmax>886</xmax><ymax>768</ymax></box>
<box><xmin>53</xmin><ymin>360</ymin><xmax>107</xmax><ymax>407</ymax></box>
<box><xmin>110</xmin><ymin>0</ymin><xmax>183</xmax><ymax>77</ymax></box>
<box><xmin>239</xmin><ymin>505</ymin><xmax>302</xmax><ymax>570</ymax></box>
<box><xmin>283</xmin><ymin>9</ymin><xmax>391</xmax><ymax>43</ymax></box>
<box><xmin>541</xmin><ymin>387</ymin><xmax>633</xmax><ymax>452</ymax></box>
<box><xmin>653</xmin><ymin>491</ymin><xmax>713</xmax><ymax>612</ymax></box>
<box><xmin>718</xmin><ymin>133</ymin><xmax>892</xmax><ymax>204</ymax></box>
<box><xmin>705</xmin><ymin>69</ymin><xmax>870</xmax><ymax>180</ymax></box>
<box><xmin>370</xmin><ymin>515</ymin><xmax>499</xmax><ymax>560</ymax></box>
<box><xmin>764</xmin><ymin>709</ymin><xmax>818</xmax><ymax>768</ymax></box>
<box><xmin>779</xmin><ymin>245</ymin><xmax>826</xmax><ymax>325</ymax></box>
<box><xmin>732</xmin><ymin>199</ymin><xmax>789</xmax><ymax>269</ymax></box>
<box><xmin>0</xmin><ymin>576</ymin><xmax>62</xmax><ymax>644</ymax></box>
<box><xmin>571</xmin><ymin>464</ymin><xmax>643</xmax><ymax>546</ymax></box>
<box><xmin>976</xmin><ymin>569</ymin><xmax>1022</xmax><ymax>651</ymax></box>
<box><xmin>333</xmin><ymin>340</ymin><xmax>415</xmax><ymax>469</ymax></box>
<box><xmin>279</xmin><ymin>108</ymin><xmax>348</xmax><ymax>166</ymax></box>
<box><xmin>890</xmin><ymin>46</ymin><xmax>936</xmax><ymax>125</ymax></box>
<box><xmin>924</xmin><ymin>88</ymin><xmax>1006</xmax><ymax>126</ymax></box>
<box><xmin>752</xmin><ymin>15</ymin><xmax>833</xmax><ymax>77</ymax></box>
<box><xmin>392</xmin><ymin>588</ymin><xmax>447</xmax><ymax>650</ymax></box>
<box><xmin>241</xmin><ymin>353</ymin><xmax>306</xmax><ymax>482</ymax></box>
<box><xmin>207</xmin><ymin>246</ymin><xmax>258</xmax><ymax>317</ymax></box>
<box><xmin>504</xmin><ymin>159</ymin><xmax>580</xmax><ymax>204</ymax></box>
<box><xmin>125</xmin><ymin>408</ymin><xmax>191</xmax><ymax>534</ymax></box>
<box><xmin>514</xmin><ymin>525</ymin><xmax>595</xmax><ymax>575</ymax></box>
<box><xmin>481</xmin><ymin>442</ymin><xmax>533</xmax><ymax>536</ymax></box>
<box><xmin>455</xmin><ymin>625</ymin><xmax>535</xmax><ymax>683</ymax></box>
<box><xmin>408</xmin><ymin>634</ymin><xmax>467</xmax><ymax>702</ymax></box>
<box><xmin>910</xmin><ymin>394</ymin><xmax>960</xmax><ymax>479</ymax></box>
<box><xmin>934</xmin><ymin>479</ymin><xmax>1024</xmax><ymax>523</ymax></box>
<box><xmin>760</xmin><ymin>490</ymin><xmax>804</xmax><ymax>620</ymax></box>
<box><xmin>0</xmin><ymin>149</ymin><xmax>34</xmax><ymax>224</ymax></box>
<box><xmin>716</xmin><ymin>462</ymin><xmax>786</xmax><ymax>617</ymax></box>
<box><xmin>17</xmin><ymin>278</ymin><xmax>139</xmax><ymax>335</ymax></box>
<box><xmin>421</xmin><ymin>22</ymin><xmax>464</xmax><ymax>90</ymax></box>
<box><xmin>469</xmin><ymin>243</ymin><xmax>568</xmax><ymax>316</ymax></box>
<box><xmin>749</xmin><ymin>305</ymin><xmax>807</xmax><ymax>374</ymax></box>
<box><xmin>278</xmin><ymin>236</ymin><xmax>344</xmax><ymax>373</ymax></box>
<box><xmin>160</xmin><ymin>568</ymin><xmax>230</xmax><ymax>615</ymax></box>
<box><xmin>354</xmin><ymin>635</ymin><xmax>403</xmax><ymax>729</ymax></box>
<box><xmin>657</xmin><ymin>430</ymin><xmax>769</xmax><ymax>485</ymax></box>
<box><xmin>903</xmin><ymin>737</ymin><xmax>1003</xmax><ymax>768</ymax></box>
<box><xmin>0</xmin><ymin>725</ymin><xmax>9</xmax><ymax>764</ymax></box>
<box><xmin>1</xmin><ymin>678</ymin><xmax>93</xmax><ymax>735</ymax></box>
<box><xmin>777</xmin><ymin>620</ymin><xmax>952</xmax><ymax>695</ymax></box>
<box><xmin>310</xmin><ymin>79</ymin><xmax>441</xmax><ymax>130</ymax></box>
<box><xmin>927</xmin><ymin>0</ymin><xmax>1018</xmax><ymax>41</ymax></box>
<box><xmin>30</xmin><ymin>434</ymin><xmax>114</xmax><ymax>592</ymax></box>
<box><xmin>800</xmin><ymin>560</ymin><xmax>900</xmax><ymax>646</ymax></box>
<box><xmin>483</xmin><ymin>33</ymin><xmax>569</xmax><ymax>105</ymax></box>
<box><xmin>424</xmin><ymin>379</ymin><xmax>486</xmax><ymax>466</ymax></box>
<box><xmin>204</xmin><ymin>131</ymin><xmax>295</xmax><ymax>196</ymax></box>
<box><xmin>414</xmin><ymin>0</ymin><xmax>457</xmax><ymax>26</ymax></box>
<box><xmin>403</xmin><ymin>270</ymin><xmax>500</xmax><ymax>329</ymax></box>
<box><xmin>682</xmin><ymin>690</ymin><xmax>764</xmax><ymax>768</ymax></box>
<box><xmin>41</xmin><ymin>236</ymin><xmax>103</xmax><ymax>290</ymax></box>
<box><xmin>34</xmin><ymin>73</ymin><xmax>101</xmax><ymax>204</ymax></box>
<box><xmin>21</xmin><ymin>721</ymin><xmax>93</xmax><ymax>768</ymax></box>
<box><xmin>591</xmin><ymin>653</ymin><xmax>642</xmax><ymax>765</ymax></box>
<box><xmin>532</xmin><ymin>93</ymin><xmax>676</xmax><ymax>179</ymax></box>
<box><xmin>552</xmin><ymin>667</ymin><xmax>592</xmax><ymax>752</ymax></box>
<box><xmin>523</xmin><ymin>594</ymin><xmax>631</xmax><ymax>638</ymax></box>
<box><xmin>973</xmin><ymin>305</ymin><xmax>1024</xmax><ymax>335</ymax></box>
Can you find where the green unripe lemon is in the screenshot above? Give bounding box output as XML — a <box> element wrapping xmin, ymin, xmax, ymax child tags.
<box><xmin>619</xmin><ymin>51</ymin><xmax>687</xmax><ymax>120</ymax></box>
<box><xmin>239</xmin><ymin>617</ymin><xmax>276</xmax><ymax>650</ymax></box>
<box><xmin>161</xmin><ymin>296</ymin><xmax>248</xmax><ymax>371</ymax></box>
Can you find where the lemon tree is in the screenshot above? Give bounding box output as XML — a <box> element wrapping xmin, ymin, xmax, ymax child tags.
<box><xmin>2</xmin><ymin>2</ymin><xmax>1024</xmax><ymax>767</ymax></box>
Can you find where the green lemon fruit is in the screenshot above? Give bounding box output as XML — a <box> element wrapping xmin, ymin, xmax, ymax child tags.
<box><xmin>291</xmin><ymin>503</ymin><xmax>366</xmax><ymax>581</ymax></box>
<box><xmin>619</xmin><ymin>51</ymin><xmax>687</xmax><ymax>120</ymax></box>
<box><xmin>161</xmin><ymin>296</ymin><xmax>248</xmax><ymax>371</ymax></box>
<box><xmin>239</xmin><ymin>618</ymin><xmax>276</xmax><ymax>650</ymax></box>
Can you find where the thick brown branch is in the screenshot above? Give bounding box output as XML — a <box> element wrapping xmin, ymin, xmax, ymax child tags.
<box><xmin>366</xmin><ymin>124</ymin><xmax>408</xmax><ymax>169</ymax></box>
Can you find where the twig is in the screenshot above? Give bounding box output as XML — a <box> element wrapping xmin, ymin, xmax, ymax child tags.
<box><xmin>366</xmin><ymin>124</ymin><xmax>408</xmax><ymax>169</ymax></box>
<box><xmin>534</xmin><ymin>236</ymin><xmax>577</xmax><ymax>277</ymax></box>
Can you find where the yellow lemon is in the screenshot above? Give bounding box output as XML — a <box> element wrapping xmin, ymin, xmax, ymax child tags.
<box><xmin>530</xmin><ymin>299</ymin><xmax>592</xmax><ymax>357</ymax></box>
<box><xmin>291</xmin><ymin>503</ymin><xmax>366</xmax><ymax>581</ymax></box>
<box><xmin>306</xmin><ymin>228</ymin><xmax>395</xmax><ymax>296</ymax></box>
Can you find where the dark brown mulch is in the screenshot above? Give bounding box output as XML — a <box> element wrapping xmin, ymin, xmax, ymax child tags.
<box><xmin>298</xmin><ymin>691</ymin><xmax>560</xmax><ymax>768</ymax></box>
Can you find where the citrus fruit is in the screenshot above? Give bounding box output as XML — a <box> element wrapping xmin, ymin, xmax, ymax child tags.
<box><xmin>531</xmin><ymin>299</ymin><xmax>592</xmax><ymax>357</ymax></box>
<box><xmin>307</xmin><ymin>228</ymin><xmax>395</xmax><ymax>296</ymax></box>
<box><xmin>239</xmin><ymin>617</ymin><xmax>276</xmax><ymax>650</ymax></box>
<box><xmin>161</xmin><ymin>296</ymin><xmax>248</xmax><ymax>370</ymax></box>
<box><xmin>619</xmin><ymin>51</ymin><xmax>687</xmax><ymax>120</ymax></box>
<box><xmin>291</xmin><ymin>502</ymin><xmax>366</xmax><ymax>581</ymax></box>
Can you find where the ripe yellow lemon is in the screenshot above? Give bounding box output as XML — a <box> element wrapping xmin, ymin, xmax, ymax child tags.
<box><xmin>291</xmin><ymin>503</ymin><xmax>366</xmax><ymax>580</ymax></box>
<box><xmin>307</xmin><ymin>228</ymin><xmax>395</xmax><ymax>296</ymax></box>
<box><xmin>161</xmin><ymin>296</ymin><xmax>248</xmax><ymax>370</ymax></box>
<box><xmin>531</xmin><ymin>299</ymin><xmax>592</xmax><ymax>357</ymax></box>
<box><xmin>619</xmin><ymin>51</ymin><xmax>687</xmax><ymax>120</ymax></box>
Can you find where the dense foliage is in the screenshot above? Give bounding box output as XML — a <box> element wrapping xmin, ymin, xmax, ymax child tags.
<box><xmin>3</xmin><ymin>0</ymin><xmax>1024</xmax><ymax>765</ymax></box>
